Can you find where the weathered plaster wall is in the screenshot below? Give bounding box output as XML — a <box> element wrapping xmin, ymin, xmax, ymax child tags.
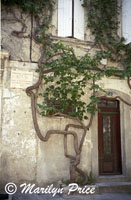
<box><xmin>1</xmin><ymin>48</ymin><xmax>131</xmax><ymax>189</ymax></box>
<box><xmin>1</xmin><ymin>4</ymin><xmax>95</xmax><ymax>63</ymax></box>
<box><xmin>1</xmin><ymin>7</ymin><xmax>31</xmax><ymax>61</ymax></box>
<box><xmin>1</xmin><ymin>0</ymin><xmax>131</xmax><ymax>190</ymax></box>
<box><xmin>0</xmin><ymin>52</ymin><xmax>93</xmax><ymax>188</ymax></box>
<box><xmin>0</xmin><ymin>55</ymin><xmax>38</xmax><ymax>189</ymax></box>
<box><xmin>1</xmin><ymin>4</ymin><xmax>96</xmax><ymax>185</ymax></box>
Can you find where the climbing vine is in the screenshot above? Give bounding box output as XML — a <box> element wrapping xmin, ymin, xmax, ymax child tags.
<box><xmin>2</xmin><ymin>0</ymin><xmax>55</xmax><ymax>15</ymax></box>
<box><xmin>86</xmin><ymin>0</ymin><xmax>131</xmax><ymax>79</ymax></box>
<box><xmin>2</xmin><ymin>0</ymin><xmax>131</xmax><ymax>184</ymax></box>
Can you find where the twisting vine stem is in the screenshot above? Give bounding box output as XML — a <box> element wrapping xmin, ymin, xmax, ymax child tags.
<box><xmin>2</xmin><ymin>0</ymin><xmax>131</xmax><ymax>183</ymax></box>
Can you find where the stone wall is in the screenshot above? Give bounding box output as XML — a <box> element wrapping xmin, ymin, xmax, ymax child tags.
<box><xmin>0</xmin><ymin>50</ymin><xmax>93</xmax><ymax>187</ymax></box>
<box><xmin>1</xmin><ymin>47</ymin><xmax>131</xmax><ymax>188</ymax></box>
<box><xmin>1</xmin><ymin>4</ymin><xmax>95</xmax><ymax>62</ymax></box>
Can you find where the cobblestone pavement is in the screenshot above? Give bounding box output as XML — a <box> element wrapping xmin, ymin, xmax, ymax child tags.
<box><xmin>12</xmin><ymin>193</ymin><xmax>131</xmax><ymax>200</ymax></box>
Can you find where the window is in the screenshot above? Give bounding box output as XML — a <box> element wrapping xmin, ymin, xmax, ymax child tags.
<box><xmin>98</xmin><ymin>99</ymin><xmax>118</xmax><ymax>109</ymax></box>
<box><xmin>122</xmin><ymin>0</ymin><xmax>131</xmax><ymax>44</ymax></box>
<box><xmin>58</xmin><ymin>0</ymin><xmax>84</xmax><ymax>40</ymax></box>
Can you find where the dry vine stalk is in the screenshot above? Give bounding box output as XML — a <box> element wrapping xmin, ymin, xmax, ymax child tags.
<box><xmin>2</xmin><ymin>6</ymin><xmax>29</xmax><ymax>38</ymax></box>
<box><xmin>127</xmin><ymin>77</ymin><xmax>131</xmax><ymax>89</ymax></box>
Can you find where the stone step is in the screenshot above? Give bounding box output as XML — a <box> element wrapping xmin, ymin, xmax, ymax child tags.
<box><xmin>97</xmin><ymin>175</ymin><xmax>127</xmax><ymax>183</ymax></box>
<box><xmin>0</xmin><ymin>193</ymin><xmax>9</xmax><ymax>200</ymax></box>
<box><xmin>63</xmin><ymin>181</ymin><xmax>131</xmax><ymax>196</ymax></box>
<box><xmin>96</xmin><ymin>181</ymin><xmax>131</xmax><ymax>194</ymax></box>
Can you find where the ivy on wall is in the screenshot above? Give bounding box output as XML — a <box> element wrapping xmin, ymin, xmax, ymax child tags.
<box><xmin>2</xmin><ymin>0</ymin><xmax>131</xmax><ymax>183</ymax></box>
<box><xmin>2</xmin><ymin>0</ymin><xmax>55</xmax><ymax>15</ymax></box>
<box><xmin>38</xmin><ymin>43</ymin><xmax>123</xmax><ymax>120</ymax></box>
<box><xmin>86</xmin><ymin>0</ymin><xmax>131</xmax><ymax>78</ymax></box>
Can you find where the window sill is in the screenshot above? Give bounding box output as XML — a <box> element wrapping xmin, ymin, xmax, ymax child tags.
<box><xmin>51</xmin><ymin>35</ymin><xmax>95</xmax><ymax>47</ymax></box>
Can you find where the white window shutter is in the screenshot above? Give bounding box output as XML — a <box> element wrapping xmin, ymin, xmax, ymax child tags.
<box><xmin>74</xmin><ymin>0</ymin><xmax>84</xmax><ymax>40</ymax></box>
<box><xmin>122</xmin><ymin>0</ymin><xmax>131</xmax><ymax>44</ymax></box>
<box><xmin>58</xmin><ymin>0</ymin><xmax>72</xmax><ymax>37</ymax></box>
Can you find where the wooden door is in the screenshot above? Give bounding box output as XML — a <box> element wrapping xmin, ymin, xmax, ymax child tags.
<box><xmin>98</xmin><ymin>99</ymin><xmax>122</xmax><ymax>175</ymax></box>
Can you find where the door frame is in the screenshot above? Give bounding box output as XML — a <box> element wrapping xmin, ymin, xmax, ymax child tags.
<box><xmin>98</xmin><ymin>98</ymin><xmax>122</xmax><ymax>175</ymax></box>
<box><xmin>90</xmin><ymin>92</ymin><xmax>130</xmax><ymax>179</ymax></box>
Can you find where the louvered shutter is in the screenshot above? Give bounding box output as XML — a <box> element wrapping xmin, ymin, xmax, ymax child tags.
<box><xmin>122</xmin><ymin>0</ymin><xmax>131</xmax><ymax>44</ymax></box>
<box><xmin>58</xmin><ymin>0</ymin><xmax>72</xmax><ymax>37</ymax></box>
<box><xmin>74</xmin><ymin>0</ymin><xmax>84</xmax><ymax>40</ymax></box>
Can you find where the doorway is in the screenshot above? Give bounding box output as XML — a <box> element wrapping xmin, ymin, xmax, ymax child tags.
<box><xmin>98</xmin><ymin>98</ymin><xmax>122</xmax><ymax>175</ymax></box>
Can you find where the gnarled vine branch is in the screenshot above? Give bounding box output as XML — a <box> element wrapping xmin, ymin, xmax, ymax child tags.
<box><xmin>26</xmin><ymin>64</ymin><xmax>95</xmax><ymax>183</ymax></box>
